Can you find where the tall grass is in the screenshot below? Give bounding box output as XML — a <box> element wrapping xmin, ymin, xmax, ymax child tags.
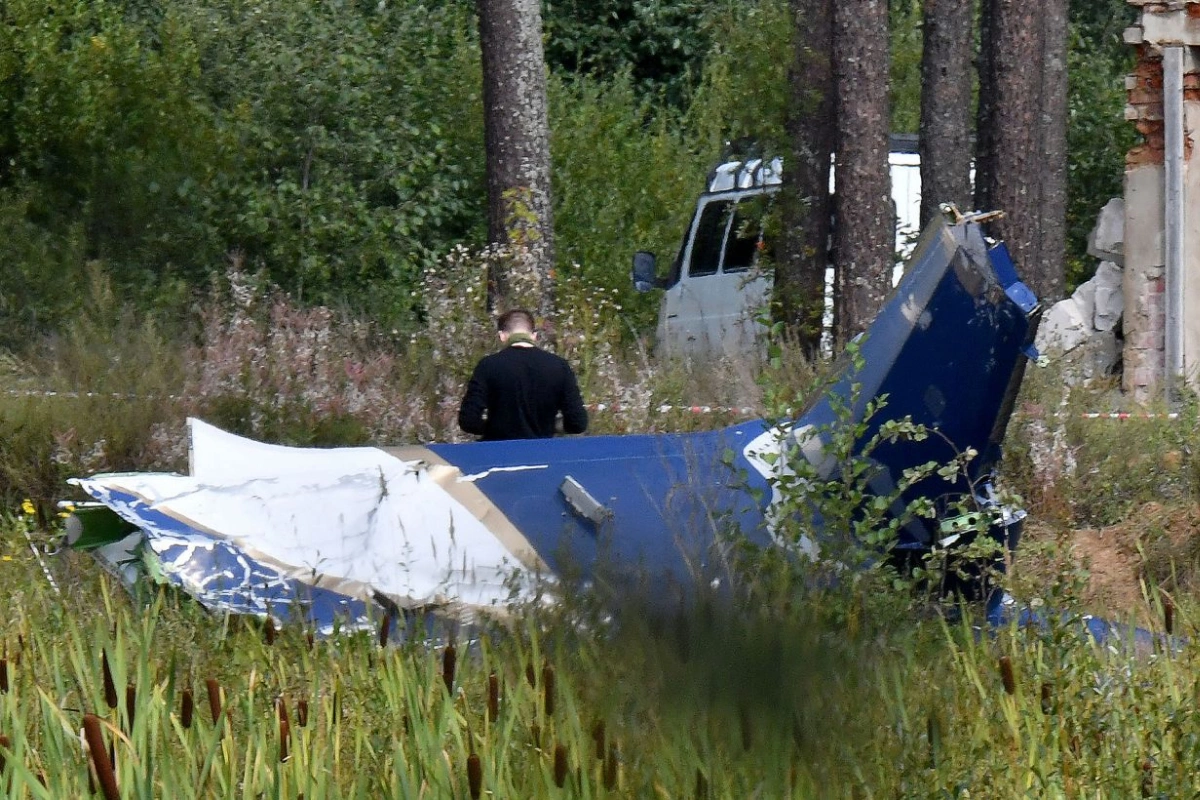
<box><xmin>0</xmin><ymin>516</ymin><xmax>1196</xmax><ymax>797</ymax></box>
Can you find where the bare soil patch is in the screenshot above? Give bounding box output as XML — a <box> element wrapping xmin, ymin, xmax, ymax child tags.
<box><xmin>1016</xmin><ymin>502</ymin><xmax>1200</xmax><ymax>626</ymax></box>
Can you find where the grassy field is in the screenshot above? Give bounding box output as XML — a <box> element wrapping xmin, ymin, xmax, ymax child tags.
<box><xmin>0</xmin><ymin>517</ymin><xmax>1196</xmax><ymax>798</ymax></box>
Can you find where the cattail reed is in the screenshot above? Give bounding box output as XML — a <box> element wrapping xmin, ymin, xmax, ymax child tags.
<box><xmin>306</xmin><ymin>630</ymin><xmax>315</xmax><ymax>650</ymax></box>
<box><xmin>0</xmin><ymin>656</ymin><xmax>7</xmax><ymax>694</ymax></box>
<box><xmin>125</xmin><ymin>684</ymin><xmax>136</xmax><ymax>730</ymax></box>
<box><xmin>206</xmin><ymin>678</ymin><xmax>222</xmax><ymax>724</ymax></box>
<box><xmin>1163</xmin><ymin>593</ymin><xmax>1176</xmax><ymax>635</ymax></box>
<box><xmin>541</xmin><ymin>662</ymin><xmax>555</xmax><ymax>717</ymax></box>
<box><xmin>487</xmin><ymin>672</ymin><xmax>499</xmax><ymax>722</ymax></box>
<box><xmin>467</xmin><ymin>752</ymin><xmax>482</xmax><ymax>800</ymax></box>
<box><xmin>181</xmin><ymin>687</ymin><xmax>194</xmax><ymax>729</ymax></box>
<box><xmin>927</xmin><ymin>714</ymin><xmax>941</xmax><ymax>768</ymax></box>
<box><xmin>0</xmin><ymin>733</ymin><xmax>9</xmax><ymax>774</ymax></box>
<box><xmin>1041</xmin><ymin>682</ymin><xmax>1053</xmax><ymax>715</ymax></box>
<box><xmin>277</xmin><ymin>696</ymin><xmax>291</xmax><ymax>728</ymax></box>
<box><xmin>526</xmin><ymin>662</ymin><xmax>536</xmax><ymax>688</ymax></box>
<box><xmin>379</xmin><ymin>612</ymin><xmax>392</xmax><ymax>648</ymax></box>
<box><xmin>264</xmin><ymin>616</ymin><xmax>277</xmax><ymax>646</ymax></box>
<box><xmin>297</xmin><ymin>698</ymin><xmax>309</xmax><ymax>728</ymax></box>
<box><xmin>998</xmin><ymin>656</ymin><xmax>1016</xmax><ymax>696</ymax></box>
<box><xmin>82</xmin><ymin>714</ymin><xmax>120</xmax><ymax>800</ymax></box>
<box><xmin>592</xmin><ymin>721</ymin><xmax>605</xmax><ymax>760</ymax></box>
<box><xmin>603</xmin><ymin>743</ymin><xmax>618</xmax><ymax>790</ymax></box>
<box><xmin>553</xmin><ymin>743</ymin><xmax>568</xmax><ymax>788</ymax></box>
<box><xmin>101</xmin><ymin>650</ymin><xmax>118</xmax><ymax>709</ymax></box>
<box><xmin>442</xmin><ymin>643</ymin><xmax>457</xmax><ymax>694</ymax></box>
<box><xmin>279</xmin><ymin>716</ymin><xmax>290</xmax><ymax>763</ymax></box>
<box><xmin>740</xmin><ymin>705</ymin><xmax>753</xmax><ymax>751</ymax></box>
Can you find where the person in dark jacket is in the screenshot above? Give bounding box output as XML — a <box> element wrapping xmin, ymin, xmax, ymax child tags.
<box><xmin>458</xmin><ymin>309</ymin><xmax>588</xmax><ymax>441</ymax></box>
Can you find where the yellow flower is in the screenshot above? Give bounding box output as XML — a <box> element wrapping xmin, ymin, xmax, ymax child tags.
<box><xmin>20</xmin><ymin>499</ymin><xmax>36</xmax><ymax>516</ymax></box>
<box><xmin>1</xmin><ymin>555</ymin><xmax>11</xmax><ymax>562</ymax></box>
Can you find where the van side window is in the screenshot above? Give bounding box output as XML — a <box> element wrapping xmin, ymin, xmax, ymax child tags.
<box><xmin>688</xmin><ymin>200</ymin><xmax>730</xmax><ymax>277</ymax></box>
<box><xmin>723</xmin><ymin>202</ymin><xmax>761</xmax><ymax>273</ymax></box>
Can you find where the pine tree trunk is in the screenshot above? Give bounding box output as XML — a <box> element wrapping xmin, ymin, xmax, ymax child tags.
<box><xmin>833</xmin><ymin>0</ymin><xmax>893</xmax><ymax>344</ymax></box>
<box><xmin>776</xmin><ymin>0</ymin><xmax>836</xmax><ymax>355</ymax></box>
<box><xmin>975</xmin><ymin>1</ymin><xmax>1045</xmax><ymax>295</ymax></box>
<box><xmin>476</xmin><ymin>0</ymin><xmax>555</xmax><ymax>319</ymax></box>
<box><xmin>918</xmin><ymin>0</ymin><xmax>975</xmax><ymax>228</ymax></box>
<box><xmin>1038</xmin><ymin>0</ymin><xmax>1069</xmax><ymax>302</ymax></box>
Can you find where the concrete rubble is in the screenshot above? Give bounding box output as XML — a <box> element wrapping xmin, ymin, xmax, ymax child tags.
<box><xmin>1034</xmin><ymin>199</ymin><xmax>1125</xmax><ymax>384</ymax></box>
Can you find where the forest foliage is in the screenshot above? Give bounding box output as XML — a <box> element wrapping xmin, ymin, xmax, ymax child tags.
<box><xmin>0</xmin><ymin>0</ymin><xmax>1135</xmax><ymax>345</ymax></box>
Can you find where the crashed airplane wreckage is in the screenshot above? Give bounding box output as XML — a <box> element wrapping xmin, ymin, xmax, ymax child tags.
<box><xmin>67</xmin><ymin>212</ymin><xmax>1041</xmax><ymax>635</ymax></box>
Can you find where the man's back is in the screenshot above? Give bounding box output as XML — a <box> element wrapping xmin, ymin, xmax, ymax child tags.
<box><xmin>458</xmin><ymin>345</ymin><xmax>588</xmax><ymax>440</ymax></box>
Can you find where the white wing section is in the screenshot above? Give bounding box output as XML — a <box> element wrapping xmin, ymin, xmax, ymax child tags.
<box><xmin>76</xmin><ymin>419</ymin><xmax>536</xmax><ymax>615</ymax></box>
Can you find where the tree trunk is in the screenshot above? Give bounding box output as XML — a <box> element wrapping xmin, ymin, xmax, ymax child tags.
<box><xmin>1038</xmin><ymin>0</ymin><xmax>1069</xmax><ymax>302</ymax></box>
<box><xmin>476</xmin><ymin>0</ymin><xmax>555</xmax><ymax>319</ymax></box>
<box><xmin>775</xmin><ymin>0</ymin><xmax>836</xmax><ymax>356</ymax></box>
<box><xmin>975</xmin><ymin>1</ymin><xmax>1045</xmax><ymax>295</ymax></box>
<box><xmin>833</xmin><ymin>0</ymin><xmax>893</xmax><ymax>344</ymax></box>
<box><xmin>918</xmin><ymin>0</ymin><xmax>975</xmax><ymax>229</ymax></box>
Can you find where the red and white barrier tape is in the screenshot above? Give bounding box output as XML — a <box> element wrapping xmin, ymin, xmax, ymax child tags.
<box><xmin>1077</xmin><ymin>412</ymin><xmax>1179</xmax><ymax>420</ymax></box>
<box><xmin>588</xmin><ymin>403</ymin><xmax>758</xmax><ymax>415</ymax></box>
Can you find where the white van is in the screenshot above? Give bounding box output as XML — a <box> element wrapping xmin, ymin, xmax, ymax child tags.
<box><xmin>633</xmin><ymin>142</ymin><xmax>922</xmax><ymax>360</ymax></box>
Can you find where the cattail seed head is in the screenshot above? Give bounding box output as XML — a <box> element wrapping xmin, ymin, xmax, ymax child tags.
<box><xmin>264</xmin><ymin>617</ymin><xmax>277</xmax><ymax>646</ymax></box>
<box><xmin>181</xmin><ymin>688</ymin><xmax>194</xmax><ymax>729</ymax></box>
<box><xmin>553</xmin><ymin>743</ymin><xmax>568</xmax><ymax>788</ymax></box>
<box><xmin>487</xmin><ymin>672</ymin><xmax>499</xmax><ymax>722</ymax></box>
<box><xmin>592</xmin><ymin>721</ymin><xmax>605</xmax><ymax>760</ymax></box>
<box><xmin>998</xmin><ymin>656</ymin><xmax>1016</xmax><ymax>696</ymax></box>
<box><xmin>280</xmin><ymin>718</ymin><xmax>290</xmax><ymax>763</ymax></box>
<box><xmin>277</xmin><ymin>696</ymin><xmax>290</xmax><ymax>728</ymax></box>
<box><xmin>542</xmin><ymin>663</ymin><xmax>555</xmax><ymax>718</ymax></box>
<box><xmin>0</xmin><ymin>657</ymin><xmax>8</xmax><ymax>694</ymax></box>
<box><xmin>379</xmin><ymin>612</ymin><xmax>392</xmax><ymax>648</ymax></box>
<box><xmin>306</xmin><ymin>631</ymin><xmax>315</xmax><ymax>650</ymax></box>
<box><xmin>739</xmin><ymin>706</ymin><xmax>752</xmax><ymax>751</ymax></box>
<box><xmin>297</xmin><ymin>698</ymin><xmax>309</xmax><ymax>728</ymax></box>
<box><xmin>467</xmin><ymin>752</ymin><xmax>482</xmax><ymax>800</ymax></box>
<box><xmin>82</xmin><ymin>714</ymin><xmax>120</xmax><ymax>800</ymax></box>
<box><xmin>525</xmin><ymin>662</ymin><xmax>536</xmax><ymax>688</ymax></box>
<box><xmin>0</xmin><ymin>733</ymin><xmax>10</xmax><ymax>774</ymax></box>
<box><xmin>442</xmin><ymin>644</ymin><xmax>457</xmax><ymax>694</ymax></box>
<box><xmin>1141</xmin><ymin>758</ymin><xmax>1154</xmax><ymax>797</ymax></box>
<box><xmin>603</xmin><ymin>743</ymin><xmax>618</xmax><ymax>790</ymax></box>
<box><xmin>927</xmin><ymin>714</ymin><xmax>941</xmax><ymax>768</ymax></box>
<box><xmin>1163</xmin><ymin>593</ymin><xmax>1176</xmax><ymax>635</ymax></box>
<box><xmin>125</xmin><ymin>684</ymin><xmax>136</xmax><ymax>730</ymax></box>
<box><xmin>1041</xmin><ymin>682</ymin><xmax>1053</xmax><ymax>715</ymax></box>
<box><xmin>206</xmin><ymin>678</ymin><xmax>222</xmax><ymax>724</ymax></box>
<box><xmin>101</xmin><ymin>650</ymin><xmax>118</xmax><ymax>710</ymax></box>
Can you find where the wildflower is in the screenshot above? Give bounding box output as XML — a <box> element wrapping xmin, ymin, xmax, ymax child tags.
<box><xmin>20</xmin><ymin>500</ymin><xmax>35</xmax><ymax>516</ymax></box>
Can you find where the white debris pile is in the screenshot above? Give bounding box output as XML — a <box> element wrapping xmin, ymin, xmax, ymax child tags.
<box><xmin>1034</xmin><ymin>198</ymin><xmax>1125</xmax><ymax>383</ymax></box>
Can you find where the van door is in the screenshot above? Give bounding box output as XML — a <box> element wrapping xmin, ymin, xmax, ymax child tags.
<box><xmin>659</xmin><ymin>192</ymin><xmax>773</xmax><ymax>359</ymax></box>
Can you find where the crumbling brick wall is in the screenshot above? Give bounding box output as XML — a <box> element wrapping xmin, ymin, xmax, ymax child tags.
<box><xmin>1122</xmin><ymin>0</ymin><xmax>1200</xmax><ymax>400</ymax></box>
